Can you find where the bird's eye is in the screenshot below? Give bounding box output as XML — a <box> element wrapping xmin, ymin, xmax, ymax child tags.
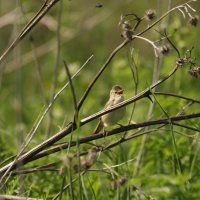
<box><xmin>115</xmin><ymin>90</ymin><xmax>123</xmax><ymax>94</ymax></box>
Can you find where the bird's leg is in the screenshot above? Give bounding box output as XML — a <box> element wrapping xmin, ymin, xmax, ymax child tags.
<box><xmin>102</xmin><ymin>126</ymin><xmax>107</xmax><ymax>137</ymax></box>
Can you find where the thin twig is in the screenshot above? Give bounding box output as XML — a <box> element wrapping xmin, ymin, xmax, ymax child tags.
<box><xmin>123</xmin><ymin>47</ymin><xmax>139</xmax><ymax>139</ymax></box>
<box><xmin>104</xmin><ymin>125</ymin><xmax>165</xmax><ymax>151</ymax></box>
<box><xmin>133</xmin><ymin>35</ymin><xmax>159</xmax><ymax>57</ymax></box>
<box><xmin>164</xmin><ymin>29</ymin><xmax>181</xmax><ymax>58</ymax></box>
<box><xmin>64</xmin><ymin>60</ymin><xmax>78</xmax><ymax>121</ymax></box>
<box><xmin>173</xmin><ymin>122</ymin><xmax>200</xmax><ymax>133</ymax></box>
<box><xmin>154</xmin><ymin>92</ymin><xmax>200</xmax><ymax>103</ymax></box>
<box><xmin>0</xmin><ymin>0</ymin><xmax>59</xmax><ymax>69</ymax></box>
<box><xmin>11</xmin><ymin>162</ymin><xmax>58</xmax><ymax>176</ymax></box>
<box><xmin>46</xmin><ymin>0</ymin><xmax>63</xmax><ymax>137</ymax></box>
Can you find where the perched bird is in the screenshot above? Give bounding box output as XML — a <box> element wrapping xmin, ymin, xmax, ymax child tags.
<box><xmin>93</xmin><ymin>85</ymin><xmax>125</xmax><ymax>134</ymax></box>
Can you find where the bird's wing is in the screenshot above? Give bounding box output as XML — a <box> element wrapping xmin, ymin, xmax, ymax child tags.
<box><xmin>93</xmin><ymin>98</ymin><xmax>114</xmax><ymax>134</ymax></box>
<box><xmin>104</xmin><ymin>98</ymin><xmax>115</xmax><ymax>109</ymax></box>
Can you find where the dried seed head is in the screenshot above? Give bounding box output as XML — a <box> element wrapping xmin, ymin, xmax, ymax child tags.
<box><xmin>188</xmin><ymin>66</ymin><xmax>200</xmax><ymax>78</ymax></box>
<box><xmin>86</xmin><ymin>148</ymin><xmax>97</xmax><ymax>166</ymax></box>
<box><xmin>73</xmin><ymin>149</ymin><xmax>98</xmax><ymax>173</ymax></box>
<box><xmin>61</xmin><ymin>154</ymin><xmax>74</xmax><ymax>166</ymax></box>
<box><xmin>176</xmin><ymin>58</ymin><xmax>185</xmax><ymax>66</ymax></box>
<box><xmin>80</xmin><ymin>160</ymin><xmax>91</xmax><ymax>170</ymax></box>
<box><xmin>144</xmin><ymin>9</ymin><xmax>156</xmax><ymax>20</ymax></box>
<box><xmin>111</xmin><ymin>180</ymin><xmax>119</xmax><ymax>190</ymax></box>
<box><xmin>73</xmin><ymin>160</ymin><xmax>90</xmax><ymax>173</ymax></box>
<box><xmin>119</xmin><ymin>176</ymin><xmax>128</xmax><ymax>186</ymax></box>
<box><xmin>120</xmin><ymin>20</ymin><xmax>133</xmax><ymax>40</ymax></box>
<box><xmin>159</xmin><ymin>45</ymin><xmax>170</xmax><ymax>55</ymax></box>
<box><xmin>121</xmin><ymin>30</ymin><xmax>133</xmax><ymax>40</ymax></box>
<box><xmin>132</xmin><ymin>185</ymin><xmax>138</xmax><ymax>191</ymax></box>
<box><xmin>73</xmin><ymin>162</ymin><xmax>90</xmax><ymax>172</ymax></box>
<box><xmin>73</xmin><ymin>164</ymin><xmax>79</xmax><ymax>172</ymax></box>
<box><xmin>120</xmin><ymin>21</ymin><xmax>132</xmax><ymax>30</ymax></box>
<box><xmin>188</xmin><ymin>16</ymin><xmax>198</xmax><ymax>27</ymax></box>
<box><xmin>59</xmin><ymin>166</ymin><xmax>66</xmax><ymax>176</ymax></box>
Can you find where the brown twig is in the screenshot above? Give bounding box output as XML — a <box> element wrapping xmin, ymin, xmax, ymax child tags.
<box><xmin>154</xmin><ymin>92</ymin><xmax>200</xmax><ymax>104</ymax></box>
<box><xmin>0</xmin><ymin>0</ymin><xmax>59</xmax><ymax>70</ymax></box>
<box><xmin>173</xmin><ymin>122</ymin><xmax>200</xmax><ymax>133</ymax></box>
<box><xmin>46</xmin><ymin>0</ymin><xmax>63</xmax><ymax>138</ymax></box>
<box><xmin>10</xmin><ymin>162</ymin><xmax>58</xmax><ymax>176</ymax></box>
<box><xmin>64</xmin><ymin>60</ymin><xmax>78</xmax><ymax>122</ymax></box>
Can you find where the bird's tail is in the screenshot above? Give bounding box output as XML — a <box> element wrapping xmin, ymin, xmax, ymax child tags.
<box><xmin>93</xmin><ymin>120</ymin><xmax>104</xmax><ymax>134</ymax></box>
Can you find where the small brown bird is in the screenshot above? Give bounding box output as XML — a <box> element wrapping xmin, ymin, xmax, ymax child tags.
<box><xmin>93</xmin><ymin>85</ymin><xmax>125</xmax><ymax>134</ymax></box>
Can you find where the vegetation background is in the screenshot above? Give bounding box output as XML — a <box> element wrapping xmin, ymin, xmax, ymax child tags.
<box><xmin>0</xmin><ymin>0</ymin><xmax>199</xmax><ymax>199</ymax></box>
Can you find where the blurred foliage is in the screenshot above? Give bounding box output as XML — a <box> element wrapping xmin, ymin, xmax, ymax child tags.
<box><xmin>0</xmin><ymin>0</ymin><xmax>200</xmax><ymax>199</ymax></box>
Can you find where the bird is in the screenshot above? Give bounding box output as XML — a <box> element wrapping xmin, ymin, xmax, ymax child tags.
<box><xmin>93</xmin><ymin>85</ymin><xmax>126</xmax><ymax>134</ymax></box>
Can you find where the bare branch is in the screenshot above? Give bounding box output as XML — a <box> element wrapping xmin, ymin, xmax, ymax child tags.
<box><xmin>64</xmin><ymin>60</ymin><xmax>78</xmax><ymax>121</ymax></box>
<box><xmin>0</xmin><ymin>0</ymin><xmax>59</xmax><ymax>70</ymax></box>
<box><xmin>154</xmin><ymin>92</ymin><xmax>200</xmax><ymax>104</ymax></box>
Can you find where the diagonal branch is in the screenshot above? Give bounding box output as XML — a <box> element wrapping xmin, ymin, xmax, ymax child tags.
<box><xmin>0</xmin><ymin>0</ymin><xmax>60</xmax><ymax>69</ymax></box>
<box><xmin>154</xmin><ymin>92</ymin><xmax>200</xmax><ymax>104</ymax></box>
<box><xmin>64</xmin><ymin>60</ymin><xmax>78</xmax><ymax>122</ymax></box>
